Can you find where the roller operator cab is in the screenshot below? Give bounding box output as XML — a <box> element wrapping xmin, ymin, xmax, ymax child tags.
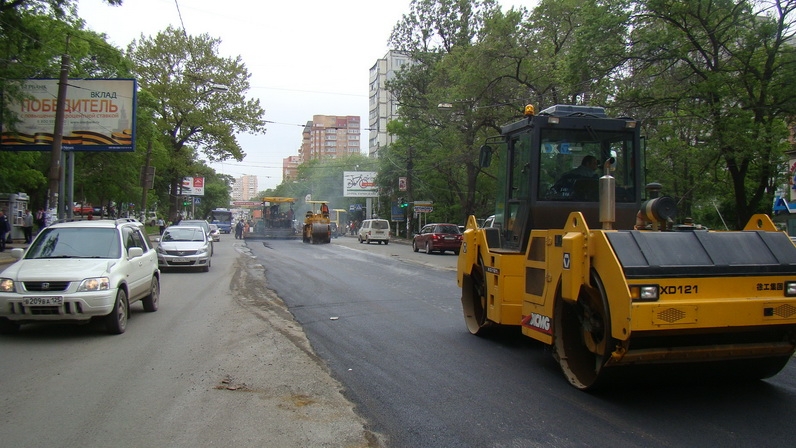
<box><xmin>303</xmin><ymin>201</ymin><xmax>332</xmax><ymax>244</ymax></box>
<box><xmin>457</xmin><ymin>104</ymin><xmax>796</xmax><ymax>390</ymax></box>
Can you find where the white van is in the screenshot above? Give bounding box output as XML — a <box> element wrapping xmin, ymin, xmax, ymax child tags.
<box><xmin>358</xmin><ymin>219</ymin><xmax>391</xmax><ymax>244</ymax></box>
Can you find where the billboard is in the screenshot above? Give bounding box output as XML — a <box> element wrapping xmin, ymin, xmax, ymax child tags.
<box><xmin>0</xmin><ymin>78</ymin><xmax>137</xmax><ymax>152</ymax></box>
<box><xmin>343</xmin><ymin>171</ymin><xmax>378</xmax><ymax>198</ymax></box>
<box><xmin>181</xmin><ymin>177</ymin><xmax>205</xmax><ymax>196</ymax></box>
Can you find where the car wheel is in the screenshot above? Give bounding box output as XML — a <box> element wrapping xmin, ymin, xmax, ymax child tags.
<box><xmin>203</xmin><ymin>258</ymin><xmax>211</xmax><ymax>272</ymax></box>
<box><xmin>0</xmin><ymin>317</ymin><xmax>20</xmax><ymax>335</ymax></box>
<box><xmin>104</xmin><ymin>288</ymin><xmax>128</xmax><ymax>335</ymax></box>
<box><xmin>142</xmin><ymin>276</ymin><xmax>160</xmax><ymax>312</ymax></box>
<box><xmin>366</xmin><ymin>237</ymin><xmax>370</xmax><ymax>244</ymax></box>
<box><xmin>384</xmin><ymin>240</ymin><xmax>389</xmax><ymax>245</ymax></box>
<box><xmin>426</xmin><ymin>242</ymin><xmax>433</xmax><ymax>254</ymax></box>
<box><xmin>413</xmin><ymin>241</ymin><xmax>419</xmax><ymax>252</ymax></box>
<box><xmin>358</xmin><ymin>236</ymin><xmax>363</xmax><ymax>243</ymax></box>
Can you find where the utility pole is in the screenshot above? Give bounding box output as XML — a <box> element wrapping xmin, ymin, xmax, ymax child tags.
<box><xmin>49</xmin><ymin>43</ymin><xmax>70</xmax><ymax>219</ymax></box>
<box><xmin>406</xmin><ymin>146</ymin><xmax>414</xmax><ymax>238</ymax></box>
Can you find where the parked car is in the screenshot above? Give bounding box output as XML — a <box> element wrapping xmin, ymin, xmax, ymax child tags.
<box><xmin>146</xmin><ymin>212</ymin><xmax>158</xmax><ymax>226</ymax></box>
<box><xmin>358</xmin><ymin>219</ymin><xmax>391</xmax><ymax>244</ymax></box>
<box><xmin>176</xmin><ymin>219</ymin><xmax>213</xmax><ymax>256</ymax></box>
<box><xmin>0</xmin><ymin>218</ymin><xmax>160</xmax><ymax>335</ymax></box>
<box><xmin>208</xmin><ymin>223</ymin><xmax>221</xmax><ymax>242</ymax></box>
<box><xmin>412</xmin><ymin>223</ymin><xmax>463</xmax><ymax>255</ymax></box>
<box><xmin>155</xmin><ymin>225</ymin><xmax>212</xmax><ymax>272</ymax></box>
<box><xmin>73</xmin><ymin>203</ymin><xmax>94</xmax><ymax>215</ymax></box>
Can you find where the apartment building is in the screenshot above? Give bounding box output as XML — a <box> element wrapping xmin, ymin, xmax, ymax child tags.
<box><xmin>283</xmin><ymin>155</ymin><xmax>300</xmax><ymax>181</ymax></box>
<box><xmin>231</xmin><ymin>174</ymin><xmax>259</xmax><ymax>201</ymax></box>
<box><xmin>368</xmin><ymin>50</ymin><xmax>413</xmax><ymax>158</ymax></box>
<box><xmin>298</xmin><ymin>115</ymin><xmax>361</xmax><ymax>162</ymax></box>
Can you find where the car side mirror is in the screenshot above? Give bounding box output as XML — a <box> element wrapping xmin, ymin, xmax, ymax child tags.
<box><xmin>128</xmin><ymin>247</ymin><xmax>144</xmax><ymax>258</ymax></box>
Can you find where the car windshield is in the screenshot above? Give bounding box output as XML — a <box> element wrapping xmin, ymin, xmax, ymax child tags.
<box><xmin>162</xmin><ymin>228</ymin><xmax>206</xmax><ymax>242</ymax></box>
<box><xmin>436</xmin><ymin>225</ymin><xmax>460</xmax><ymax>234</ymax></box>
<box><xmin>25</xmin><ymin>227</ymin><xmax>121</xmax><ymax>259</ymax></box>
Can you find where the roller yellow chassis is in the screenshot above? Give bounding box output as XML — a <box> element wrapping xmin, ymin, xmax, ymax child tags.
<box><xmin>458</xmin><ymin>213</ymin><xmax>796</xmax><ymax>366</ymax></box>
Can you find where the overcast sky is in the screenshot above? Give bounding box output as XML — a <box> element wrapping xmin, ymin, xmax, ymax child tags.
<box><xmin>77</xmin><ymin>0</ymin><xmax>529</xmax><ymax>191</ymax></box>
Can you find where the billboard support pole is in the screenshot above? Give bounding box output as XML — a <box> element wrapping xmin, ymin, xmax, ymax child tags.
<box><xmin>48</xmin><ymin>44</ymin><xmax>70</xmax><ymax>220</ymax></box>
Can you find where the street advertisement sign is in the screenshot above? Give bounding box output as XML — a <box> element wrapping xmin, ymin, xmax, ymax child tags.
<box><xmin>343</xmin><ymin>171</ymin><xmax>378</xmax><ymax>197</ymax></box>
<box><xmin>1</xmin><ymin>78</ymin><xmax>137</xmax><ymax>152</ymax></box>
<box><xmin>181</xmin><ymin>177</ymin><xmax>205</xmax><ymax>196</ymax></box>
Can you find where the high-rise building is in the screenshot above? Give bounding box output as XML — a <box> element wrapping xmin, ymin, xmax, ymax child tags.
<box><xmin>283</xmin><ymin>155</ymin><xmax>300</xmax><ymax>181</ymax></box>
<box><xmin>231</xmin><ymin>174</ymin><xmax>258</xmax><ymax>201</ymax></box>
<box><xmin>368</xmin><ymin>51</ymin><xmax>413</xmax><ymax>158</ymax></box>
<box><xmin>298</xmin><ymin>115</ymin><xmax>361</xmax><ymax>163</ymax></box>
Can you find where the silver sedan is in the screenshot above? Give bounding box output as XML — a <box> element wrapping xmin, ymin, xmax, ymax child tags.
<box><xmin>155</xmin><ymin>226</ymin><xmax>212</xmax><ymax>272</ymax></box>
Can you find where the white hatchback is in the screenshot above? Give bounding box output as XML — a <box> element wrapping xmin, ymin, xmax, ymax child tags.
<box><xmin>0</xmin><ymin>219</ymin><xmax>160</xmax><ymax>335</ymax></box>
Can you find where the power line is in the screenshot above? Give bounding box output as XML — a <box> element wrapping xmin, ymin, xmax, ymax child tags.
<box><xmin>174</xmin><ymin>0</ymin><xmax>189</xmax><ymax>38</ymax></box>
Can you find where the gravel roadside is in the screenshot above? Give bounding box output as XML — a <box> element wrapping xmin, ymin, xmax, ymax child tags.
<box><xmin>225</xmin><ymin>245</ymin><xmax>386</xmax><ymax>447</ymax></box>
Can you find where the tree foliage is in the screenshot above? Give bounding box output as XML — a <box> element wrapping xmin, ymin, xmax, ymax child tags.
<box><xmin>383</xmin><ymin>0</ymin><xmax>796</xmax><ymax>229</ymax></box>
<box><xmin>622</xmin><ymin>0</ymin><xmax>796</xmax><ymax>228</ymax></box>
<box><xmin>127</xmin><ymin>26</ymin><xmax>266</xmax><ymax>219</ymax></box>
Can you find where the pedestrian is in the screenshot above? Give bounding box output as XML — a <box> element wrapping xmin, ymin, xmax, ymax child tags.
<box><xmin>35</xmin><ymin>208</ymin><xmax>46</xmax><ymax>232</ymax></box>
<box><xmin>22</xmin><ymin>209</ymin><xmax>33</xmax><ymax>244</ymax></box>
<box><xmin>0</xmin><ymin>210</ymin><xmax>9</xmax><ymax>252</ymax></box>
<box><xmin>157</xmin><ymin>217</ymin><xmax>165</xmax><ymax>234</ymax></box>
<box><xmin>235</xmin><ymin>219</ymin><xmax>244</xmax><ymax>239</ymax></box>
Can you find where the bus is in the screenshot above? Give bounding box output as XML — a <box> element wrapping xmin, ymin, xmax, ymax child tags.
<box><xmin>207</xmin><ymin>209</ymin><xmax>233</xmax><ymax>234</ymax></box>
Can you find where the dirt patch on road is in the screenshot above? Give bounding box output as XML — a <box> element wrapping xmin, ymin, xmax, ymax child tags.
<box><xmin>228</xmin><ymin>251</ymin><xmax>386</xmax><ymax>448</ymax></box>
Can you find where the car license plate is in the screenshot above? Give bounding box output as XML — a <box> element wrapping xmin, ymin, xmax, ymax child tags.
<box><xmin>172</xmin><ymin>257</ymin><xmax>187</xmax><ymax>263</ymax></box>
<box><xmin>445</xmin><ymin>236</ymin><xmax>455</xmax><ymax>240</ymax></box>
<box><xmin>23</xmin><ymin>296</ymin><xmax>63</xmax><ymax>306</ymax></box>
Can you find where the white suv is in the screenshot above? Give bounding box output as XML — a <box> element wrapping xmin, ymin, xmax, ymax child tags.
<box><xmin>0</xmin><ymin>219</ymin><xmax>160</xmax><ymax>335</ymax></box>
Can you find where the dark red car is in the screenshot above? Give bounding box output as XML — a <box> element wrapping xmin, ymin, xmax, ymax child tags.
<box><xmin>412</xmin><ymin>223</ymin><xmax>463</xmax><ymax>255</ymax></box>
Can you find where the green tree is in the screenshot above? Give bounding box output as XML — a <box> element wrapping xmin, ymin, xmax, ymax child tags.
<box><xmin>127</xmin><ymin>26</ymin><xmax>266</xmax><ymax>220</ymax></box>
<box><xmin>385</xmin><ymin>0</ymin><xmax>634</xmax><ymax>225</ymax></box>
<box><xmin>387</xmin><ymin>0</ymin><xmax>522</xmax><ymax>225</ymax></box>
<box><xmin>622</xmin><ymin>0</ymin><xmax>796</xmax><ymax>228</ymax></box>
